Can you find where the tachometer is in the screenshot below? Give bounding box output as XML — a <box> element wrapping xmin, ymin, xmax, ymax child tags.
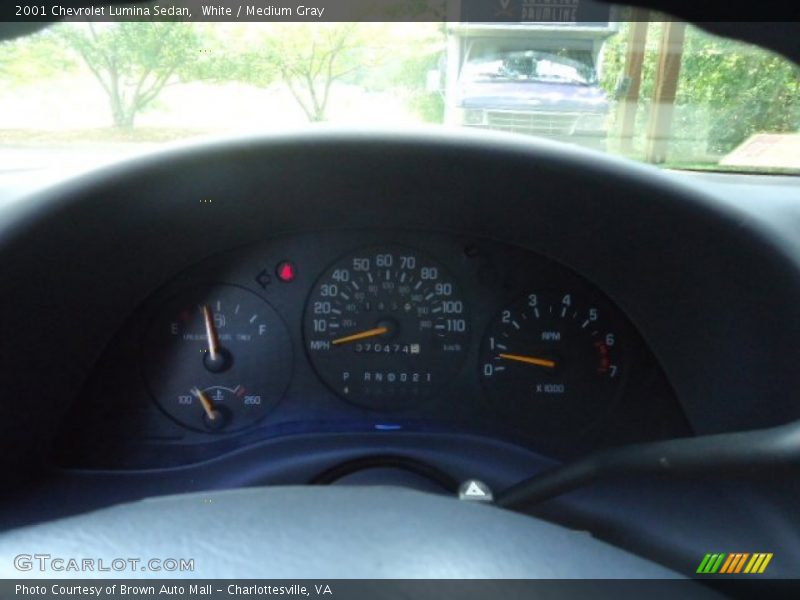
<box><xmin>304</xmin><ymin>246</ymin><xmax>469</xmax><ymax>409</ymax></box>
<box><xmin>480</xmin><ymin>291</ymin><xmax>623</xmax><ymax>434</ymax></box>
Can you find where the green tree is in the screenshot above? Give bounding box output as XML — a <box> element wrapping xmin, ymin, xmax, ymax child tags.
<box><xmin>386</xmin><ymin>0</ymin><xmax>448</xmax><ymax>19</ymax></box>
<box><xmin>393</xmin><ymin>50</ymin><xmax>445</xmax><ymax>123</ymax></box>
<box><xmin>327</xmin><ymin>23</ymin><xmax>446</xmax><ymax>123</ymax></box>
<box><xmin>676</xmin><ymin>28</ymin><xmax>800</xmax><ymax>154</ymax></box>
<box><xmin>237</xmin><ymin>23</ymin><xmax>386</xmax><ymax>122</ymax></box>
<box><xmin>602</xmin><ymin>22</ymin><xmax>800</xmax><ymax>158</ymax></box>
<box><xmin>56</xmin><ymin>22</ymin><xmax>203</xmax><ymax>128</ymax></box>
<box><xmin>0</xmin><ymin>31</ymin><xmax>74</xmax><ymax>86</ymax></box>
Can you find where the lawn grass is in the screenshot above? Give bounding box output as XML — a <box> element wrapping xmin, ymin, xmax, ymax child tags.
<box><xmin>0</xmin><ymin>128</ymin><xmax>213</xmax><ymax>145</ymax></box>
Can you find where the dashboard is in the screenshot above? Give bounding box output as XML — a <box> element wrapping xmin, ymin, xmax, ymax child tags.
<box><xmin>1</xmin><ymin>129</ymin><xmax>800</xmax><ymax>577</ymax></box>
<box><xmin>56</xmin><ymin>230</ymin><xmax>688</xmax><ymax>469</ymax></box>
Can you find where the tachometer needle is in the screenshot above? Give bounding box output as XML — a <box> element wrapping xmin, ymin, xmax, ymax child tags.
<box><xmin>191</xmin><ymin>387</ymin><xmax>218</xmax><ymax>421</ymax></box>
<box><xmin>202</xmin><ymin>304</ymin><xmax>221</xmax><ymax>361</ymax></box>
<box><xmin>498</xmin><ymin>353</ymin><xmax>557</xmax><ymax>369</ymax></box>
<box><xmin>331</xmin><ymin>326</ymin><xmax>389</xmax><ymax>346</ymax></box>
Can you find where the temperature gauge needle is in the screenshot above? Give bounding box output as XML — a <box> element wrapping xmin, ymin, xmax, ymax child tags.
<box><xmin>498</xmin><ymin>353</ymin><xmax>557</xmax><ymax>369</ymax></box>
<box><xmin>202</xmin><ymin>305</ymin><xmax>221</xmax><ymax>361</ymax></box>
<box><xmin>331</xmin><ymin>326</ymin><xmax>389</xmax><ymax>346</ymax></box>
<box><xmin>191</xmin><ymin>387</ymin><xmax>219</xmax><ymax>422</ymax></box>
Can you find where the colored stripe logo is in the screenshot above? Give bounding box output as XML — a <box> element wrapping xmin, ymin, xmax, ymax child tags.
<box><xmin>696</xmin><ymin>553</ymin><xmax>773</xmax><ymax>574</ymax></box>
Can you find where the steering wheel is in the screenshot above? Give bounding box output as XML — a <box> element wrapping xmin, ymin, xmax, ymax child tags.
<box><xmin>0</xmin><ymin>486</ymin><xmax>705</xmax><ymax>582</ymax></box>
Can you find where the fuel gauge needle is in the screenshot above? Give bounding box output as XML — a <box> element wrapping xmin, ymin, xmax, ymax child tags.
<box><xmin>202</xmin><ymin>305</ymin><xmax>229</xmax><ymax>372</ymax></box>
<box><xmin>331</xmin><ymin>326</ymin><xmax>389</xmax><ymax>346</ymax></box>
<box><xmin>191</xmin><ymin>387</ymin><xmax>219</xmax><ymax>422</ymax></box>
<box><xmin>202</xmin><ymin>305</ymin><xmax>221</xmax><ymax>361</ymax></box>
<box><xmin>498</xmin><ymin>353</ymin><xmax>557</xmax><ymax>369</ymax></box>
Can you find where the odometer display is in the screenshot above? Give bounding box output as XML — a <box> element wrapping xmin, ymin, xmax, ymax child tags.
<box><xmin>304</xmin><ymin>246</ymin><xmax>469</xmax><ymax>409</ymax></box>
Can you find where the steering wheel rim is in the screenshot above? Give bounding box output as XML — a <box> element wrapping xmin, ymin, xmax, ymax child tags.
<box><xmin>0</xmin><ymin>486</ymin><xmax>697</xmax><ymax>581</ymax></box>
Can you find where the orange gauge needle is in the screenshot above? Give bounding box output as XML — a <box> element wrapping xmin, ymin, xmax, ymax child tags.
<box><xmin>498</xmin><ymin>353</ymin><xmax>557</xmax><ymax>369</ymax></box>
<box><xmin>202</xmin><ymin>304</ymin><xmax>221</xmax><ymax>361</ymax></box>
<box><xmin>331</xmin><ymin>326</ymin><xmax>389</xmax><ymax>346</ymax></box>
<box><xmin>191</xmin><ymin>387</ymin><xmax>218</xmax><ymax>421</ymax></box>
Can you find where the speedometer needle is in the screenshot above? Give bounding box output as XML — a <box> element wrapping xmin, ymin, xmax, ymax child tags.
<box><xmin>498</xmin><ymin>353</ymin><xmax>557</xmax><ymax>369</ymax></box>
<box><xmin>202</xmin><ymin>304</ymin><xmax>221</xmax><ymax>361</ymax></box>
<box><xmin>191</xmin><ymin>387</ymin><xmax>218</xmax><ymax>422</ymax></box>
<box><xmin>331</xmin><ymin>326</ymin><xmax>389</xmax><ymax>346</ymax></box>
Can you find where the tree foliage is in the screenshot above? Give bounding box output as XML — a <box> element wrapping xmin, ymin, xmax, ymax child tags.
<box><xmin>234</xmin><ymin>23</ymin><xmax>384</xmax><ymax>122</ymax></box>
<box><xmin>341</xmin><ymin>23</ymin><xmax>445</xmax><ymax>123</ymax></box>
<box><xmin>677</xmin><ymin>28</ymin><xmax>799</xmax><ymax>153</ymax></box>
<box><xmin>56</xmin><ymin>22</ymin><xmax>203</xmax><ymax>128</ymax></box>
<box><xmin>0</xmin><ymin>32</ymin><xmax>73</xmax><ymax>85</ymax></box>
<box><xmin>392</xmin><ymin>49</ymin><xmax>445</xmax><ymax>123</ymax></box>
<box><xmin>385</xmin><ymin>0</ymin><xmax>448</xmax><ymax>20</ymax></box>
<box><xmin>602</xmin><ymin>22</ymin><xmax>800</xmax><ymax>156</ymax></box>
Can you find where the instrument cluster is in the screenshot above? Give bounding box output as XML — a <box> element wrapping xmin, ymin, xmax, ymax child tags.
<box><xmin>58</xmin><ymin>231</ymin><xmax>688</xmax><ymax>468</ymax></box>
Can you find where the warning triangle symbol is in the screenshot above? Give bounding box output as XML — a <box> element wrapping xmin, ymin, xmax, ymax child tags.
<box><xmin>464</xmin><ymin>481</ymin><xmax>486</xmax><ymax>497</ymax></box>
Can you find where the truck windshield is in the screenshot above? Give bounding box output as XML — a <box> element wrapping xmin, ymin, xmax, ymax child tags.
<box><xmin>463</xmin><ymin>51</ymin><xmax>597</xmax><ymax>86</ymax></box>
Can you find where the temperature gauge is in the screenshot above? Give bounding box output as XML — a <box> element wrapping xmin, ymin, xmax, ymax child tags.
<box><xmin>142</xmin><ymin>285</ymin><xmax>292</xmax><ymax>432</ymax></box>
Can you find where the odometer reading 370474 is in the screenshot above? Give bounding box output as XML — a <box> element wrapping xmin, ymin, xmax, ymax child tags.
<box><xmin>304</xmin><ymin>246</ymin><xmax>469</xmax><ymax>409</ymax></box>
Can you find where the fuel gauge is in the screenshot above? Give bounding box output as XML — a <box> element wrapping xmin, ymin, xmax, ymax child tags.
<box><xmin>142</xmin><ymin>285</ymin><xmax>292</xmax><ymax>432</ymax></box>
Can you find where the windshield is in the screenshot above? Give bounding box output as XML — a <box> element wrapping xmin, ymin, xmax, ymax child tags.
<box><xmin>462</xmin><ymin>50</ymin><xmax>597</xmax><ymax>86</ymax></box>
<box><xmin>0</xmin><ymin>17</ymin><xmax>798</xmax><ymax>175</ymax></box>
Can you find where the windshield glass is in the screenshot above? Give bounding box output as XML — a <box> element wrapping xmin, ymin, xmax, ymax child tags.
<box><xmin>463</xmin><ymin>50</ymin><xmax>597</xmax><ymax>85</ymax></box>
<box><xmin>0</xmin><ymin>16</ymin><xmax>798</xmax><ymax>175</ymax></box>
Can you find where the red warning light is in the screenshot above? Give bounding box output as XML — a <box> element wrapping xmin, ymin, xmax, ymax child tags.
<box><xmin>276</xmin><ymin>261</ymin><xmax>297</xmax><ymax>283</ymax></box>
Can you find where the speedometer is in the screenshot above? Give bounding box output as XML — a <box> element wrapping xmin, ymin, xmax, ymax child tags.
<box><xmin>304</xmin><ymin>246</ymin><xmax>469</xmax><ymax>409</ymax></box>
